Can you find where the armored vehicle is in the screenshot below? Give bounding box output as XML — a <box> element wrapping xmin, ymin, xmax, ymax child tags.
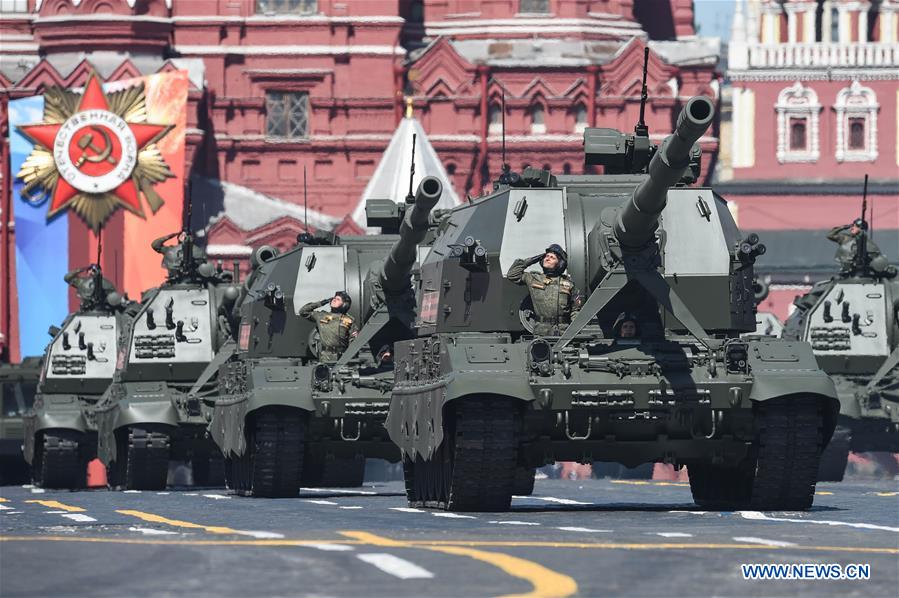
<box><xmin>1</xmin><ymin>357</ymin><xmax>41</xmax><ymax>485</ymax></box>
<box><xmin>23</xmin><ymin>265</ymin><xmax>134</xmax><ymax>489</ymax></box>
<box><xmin>210</xmin><ymin>177</ymin><xmax>442</xmax><ymax>497</ymax></box>
<box><xmin>783</xmin><ymin>222</ymin><xmax>898</xmax><ymax>481</ymax></box>
<box><xmin>387</xmin><ymin>95</ymin><xmax>839</xmax><ymax>512</ymax></box>
<box><xmin>95</xmin><ymin>231</ymin><xmax>240</xmax><ymax>490</ymax></box>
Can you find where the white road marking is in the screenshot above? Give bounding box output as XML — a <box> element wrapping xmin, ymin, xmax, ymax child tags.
<box><xmin>432</xmin><ymin>513</ymin><xmax>477</xmax><ymax>519</ymax></box>
<box><xmin>129</xmin><ymin>527</ymin><xmax>179</xmax><ymax>536</ymax></box>
<box><xmin>357</xmin><ymin>553</ymin><xmax>435</xmax><ymax>579</ymax></box>
<box><xmin>0</xmin><ymin>504</ymin><xmax>13</xmax><ymax>511</ymax></box>
<box><xmin>233</xmin><ymin>530</ymin><xmax>285</xmax><ymax>539</ymax></box>
<box><xmin>156</xmin><ymin>492</ymin><xmax>170</xmax><ymax>495</ymax></box>
<box><xmin>202</xmin><ymin>494</ymin><xmax>231</xmax><ymax>500</ymax></box>
<box><xmin>60</xmin><ymin>513</ymin><xmax>96</xmax><ymax>523</ymax></box>
<box><xmin>653</xmin><ymin>532</ymin><xmax>693</xmax><ymax>538</ymax></box>
<box><xmin>183</xmin><ymin>493</ymin><xmax>199</xmax><ymax>496</ymax></box>
<box><xmin>390</xmin><ymin>507</ymin><xmax>424</xmax><ymax>513</ymax></box>
<box><xmin>29</xmin><ymin>488</ymin><xmax>45</xmax><ymax>494</ymax></box>
<box><xmin>669</xmin><ymin>511</ymin><xmax>709</xmax><ymax>515</ymax></box>
<box><xmin>528</xmin><ymin>496</ymin><xmax>590</xmax><ymax>506</ymax></box>
<box><xmin>21</xmin><ymin>484</ymin><xmax>34</xmax><ymax>488</ymax></box>
<box><xmin>556</xmin><ymin>526</ymin><xmax>612</xmax><ymax>533</ymax></box>
<box><xmin>739</xmin><ymin>511</ymin><xmax>899</xmax><ymax>533</ymax></box>
<box><xmin>307</xmin><ymin>543</ymin><xmax>355</xmax><ymax>552</ymax></box>
<box><xmin>122</xmin><ymin>490</ymin><xmax>142</xmax><ymax>494</ymax></box>
<box><xmin>304</xmin><ymin>499</ymin><xmax>339</xmax><ymax>506</ymax></box>
<box><xmin>733</xmin><ymin>536</ymin><xmax>797</xmax><ymax>547</ymax></box>
<box><xmin>43</xmin><ymin>510</ymin><xmax>70</xmax><ymax>514</ymax></box>
<box><xmin>488</xmin><ymin>520</ymin><xmax>541</xmax><ymax>526</ymax></box>
<box><xmin>2</xmin><ymin>511</ymin><xmax>23</xmax><ymax>515</ymax></box>
<box><xmin>339</xmin><ymin>506</ymin><xmax>364</xmax><ymax>510</ymax></box>
<box><xmin>301</xmin><ymin>487</ymin><xmax>377</xmax><ymax>495</ymax></box>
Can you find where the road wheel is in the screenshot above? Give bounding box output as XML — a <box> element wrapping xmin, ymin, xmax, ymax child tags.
<box><xmin>246</xmin><ymin>408</ymin><xmax>305</xmax><ymax>498</ymax></box>
<box><xmin>513</xmin><ymin>466</ymin><xmax>536</xmax><ymax>496</ymax></box>
<box><xmin>436</xmin><ymin>396</ymin><xmax>519</xmax><ymax>512</ymax></box>
<box><xmin>33</xmin><ymin>432</ymin><xmax>86</xmax><ymax>490</ymax></box>
<box><xmin>124</xmin><ymin>427</ymin><xmax>170</xmax><ymax>491</ymax></box>
<box><xmin>817</xmin><ymin>424</ymin><xmax>851</xmax><ymax>482</ymax></box>
<box><xmin>688</xmin><ymin>462</ymin><xmax>753</xmax><ymax>507</ymax></box>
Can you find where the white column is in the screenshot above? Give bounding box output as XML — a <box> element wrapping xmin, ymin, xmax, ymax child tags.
<box><xmin>838</xmin><ymin>5</ymin><xmax>851</xmax><ymax>44</ymax></box>
<box><xmin>803</xmin><ymin>6</ymin><xmax>816</xmax><ymax>41</ymax></box>
<box><xmin>823</xmin><ymin>1</ymin><xmax>833</xmax><ymax>43</ymax></box>
<box><xmin>787</xmin><ymin>8</ymin><xmax>798</xmax><ymax>43</ymax></box>
<box><xmin>858</xmin><ymin>9</ymin><xmax>868</xmax><ymax>42</ymax></box>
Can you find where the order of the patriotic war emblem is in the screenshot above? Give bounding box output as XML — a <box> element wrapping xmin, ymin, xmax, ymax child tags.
<box><xmin>16</xmin><ymin>72</ymin><xmax>175</xmax><ymax>232</ymax></box>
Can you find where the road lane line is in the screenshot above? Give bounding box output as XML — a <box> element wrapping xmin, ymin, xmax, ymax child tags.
<box><xmin>874</xmin><ymin>492</ymin><xmax>897</xmax><ymax>497</ymax></box>
<box><xmin>555</xmin><ymin>527</ymin><xmax>611</xmax><ymax>533</ymax></box>
<box><xmin>25</xmin><ymin>500</ymin><xmax>85</xmax><ymax>512</ymax></box>
<box><xmin>390</xmin><ymin>507</ymin><xmax>424</xmax><ymax>513</ymax></box>
<box><xmin>815</xmin><ymin>491</ymin><xmax>834</xmax><ymax>496</ymax></box>
<box><xmin>611</xmin><ymin>480</ymin><xmax>689</xmax><ymax>487</ymax></box>
<box><xmin>653</xmin><ymin>532</ymin><xmax>693</xmax><ymax>538</ymax></box>
<box><xmin>357</xmin><ymin>553</ymin><xmax>434</xmax><ymax>579</ymax></box>
<box><xmin>2</xmin><ymin>535</ymin><xmax>897</xmax><ymax>556</ymax></box>
<box><xmin>304</xmin><ymin>500</ymin><xmax>339</xmax><ymax>505</ymax></box>
<box><xmin>0</xmin><ymin>497</ymin><xmax>8</xmax><ymax>502</ymax></box>
<box><xmin>202</xmin><ymin>494</ymin><xmax>231</xmax><ymax>500</ymax></box>
<box><xmin>116</xmin><ymin>509</ymin><xmax>286</xmax><ymax>539</ymax></box>
<box><xmin>341</xmin><ymin>531</ymin><xmax>578</xmax><ymax>598</ymax></box>
<box><xmin>527</xmin><ymin>496</ymin><xmax>590</xmax><ymax>506</ymax></box>
<box><xmin>129</xmin><ymin>527</ymin><xmax>179</xmax><ymax>536</ymax></box>
<box><xmin>29</xmin><ymin>488</ymin><xmax>45</xmax><ymax>494</ymax></box>
<box><xmin>733</xmin><ymin>537</ymin><xmax>797</xmax><ymax>547</ymax></box>
<box><xmin>339</xmin><ymin>506</ymin><xmax>364</xmax><ymax>510</ymax></box>
<box><xmin>307</xmin><ymin>543</ymin><xmax>355</xmax><ymax>552</ymax></box>
<box><xmin>432</xmin><ymin>513</ymin><xmax>477</xmax><ymax>519</ymax></box>
<box><xmin>738</xmin><ymin>510</ymin><xmax>899</xmax><ymax>533</ymax></box>
<box><xmin>60</xmin><ymin>514</ymin><xmax>97</xmax><ymax>523</ymax></box>
<box><xmin>301</xmin><ymin>487</ymin><xmax>377</xmax><ymax>495</ymax></box>
<box><xmin>488</xmin><ymin>521</ymin><xmax>541</xmax><ymax>526</ymax></box>
<box><xmin>122</xmin><ymin>490</ymin><xmax>141</xmax><ymax>494</ymax></box>
<box><xmin>0</xmin><ymin>504</ymin><xmax>13</xmax><ymax>511</ymax></box>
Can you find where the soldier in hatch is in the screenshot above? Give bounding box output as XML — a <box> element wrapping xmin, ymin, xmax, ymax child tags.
<box><xmin>300</xmin><ymin>291</ymin><xmax>358</xmax><ymax>362</ymax></box>
<box><xmin>507</xmin><ymin>244</ymin><xmax>584</xmax><ymax>336</ymax></box>
<box><xmin>827</xmin><ymin>218</ymin><xmax>882</xmax><ymax>272</ymax></box>
<box><xmin>612</xmin><ymin>312</ymin><xmax>640</xmax><ymax>339</ymax></box>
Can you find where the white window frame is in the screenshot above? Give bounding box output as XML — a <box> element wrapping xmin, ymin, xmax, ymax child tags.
<box><xmin>776</xmin><ymin>82</ymin><xmax>821</xmax><ymax>164</ymax></box>
<box><xmin>835</xmin><ymin>81</ymin><xmax>878</xmax><ymax>163</ymax></box>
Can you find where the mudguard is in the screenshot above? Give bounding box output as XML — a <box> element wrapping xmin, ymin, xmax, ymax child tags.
<box><xmin>22</xmin><ymin>395</ymin><xmax>89</xmax><ymax>463</ymax></box>
<box><xmin>96</xmin><ymin>382</ymin><xmax>179</xmax><ymax>464</ymax></box>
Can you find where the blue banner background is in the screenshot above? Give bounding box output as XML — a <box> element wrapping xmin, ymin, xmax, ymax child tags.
<box><xmin>10</xmin><ymin>96</ymin><xmax>70</xmax><ymax>358</ymax></box>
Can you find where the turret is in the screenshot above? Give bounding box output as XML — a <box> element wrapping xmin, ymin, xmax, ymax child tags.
<box><xmin>613</xmin><ymin>96</ymin><xmax>715</xmax><ymax>250</ymax></box>
<box><xmin>379</xmin><ymin>176</ymin><xmax>443</xmax><ymax>296</ymax></box>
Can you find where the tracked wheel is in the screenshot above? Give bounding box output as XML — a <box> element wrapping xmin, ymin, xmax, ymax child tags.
<box><xmin>239</xmin><ymin>408</ymin><xmax>305</xmax><ymax>498</ymax></box>
<box><xmin>123</xmin><ymin>427</ymin><xmax>171</xmax><ymax>491</ymax></box>
<box><xmin>406</xmin><ymin>396</ymin><xmax>519</xmax><ymax>512</ymax></box>
<box><xmin>513</xmin><ymin>466</ymin><xmax>536</xmax><ymax>496</ymax></box>
<box><xmin>33</xmin><ymin>432</ymin><xmax>87</xmax><ymax>490</ymax></box>
<box><xmin>689</xmin><ymin>396</ymin><xmax>824</xmax><ymax>510</ymax></box>
<box><xmin>817</xmin><ymin>424</ymin><xmax>851</xmax><ymax>482</ymax></box>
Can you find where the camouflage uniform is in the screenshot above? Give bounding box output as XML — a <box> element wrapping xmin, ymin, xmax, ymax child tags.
<box><xmin>827</xmin><ymin>225</ymin><xmax>881</xmax><ymax>271</ymax></box>
<box><xmin>507</xmin><ymin>256</ymin><xmax>583</xmax><ymax>336</ymax></box>
<box><xmin>300</xmin><ymin>300</ymin><xmax>357</xmax><ymax>362</ymax></box>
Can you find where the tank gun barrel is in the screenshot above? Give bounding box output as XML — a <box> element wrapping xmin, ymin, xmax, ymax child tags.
<box><xmin>380</xmin><ymin>176</ymin><xmax>442</xmax><ymax>295</ymax></box>
<box><xmin>614</xmin><ymin>95</ymin><xmax>715</xmax><ymax>250</ymax></box>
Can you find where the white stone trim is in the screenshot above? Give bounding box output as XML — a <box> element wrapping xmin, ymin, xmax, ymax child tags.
<box><xmin>729</xmin><ymin>68</ymin><xmax>899</xmax><ymax>81</ymax></box>
<box><xmin>732</xmin><ymin>87</ymin><xmax>756</xmax><ymax>168</ymax></box>
<box><xmin>834</xmin><ymin>81</ymin><xmax>879</xmax><ymax>162</ymax></box>
<box><xmin>775</xmin><ymin>82</ymin><xmax>821</xmax><ymax>163</ymax></box>
<box><xmin>174</xmin><ymin>45</ymin><xmax>403</xmax><ymax>56</ymax></box>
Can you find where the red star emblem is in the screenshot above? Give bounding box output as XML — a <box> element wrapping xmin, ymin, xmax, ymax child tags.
<box><xmin>18</xmin><ymin>73</ymin><xmax>171</xmax><ymax>219</ymax></box>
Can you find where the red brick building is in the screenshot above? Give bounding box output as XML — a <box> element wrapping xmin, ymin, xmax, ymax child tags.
<box><xmin>1</xmin><ymin>0</ymin><xmax>719</xmax><ymax>359</ymax></box>
<box><xmin>720</xmin><ymin>0</ymin><xmax>899</xmax><ymax>321</ymax></box>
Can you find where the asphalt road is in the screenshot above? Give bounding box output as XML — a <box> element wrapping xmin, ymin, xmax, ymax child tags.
<box><xmin>1</xmin><ymin>476</ymin><xmax>897</xmax><ymax>597</ymax></box>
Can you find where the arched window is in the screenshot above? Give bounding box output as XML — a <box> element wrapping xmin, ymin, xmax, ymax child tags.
<box><xmin>530</xmin><ymin>104</ymin><xmax>545</xmax><ymax>134</ymax></box>
<box><xmin>574</xmin><ymin>104</ymin><xmax>588</xmax><ymax>133</ymax></box>
<box><xmin>488</xmin><ymin>103</ymin><xmax>502</xmax><ymax>134</ymax></box>
<box><xmin>835</xmin><ymin>81</ymin><xmax>878</xmax><ymax>162</ymax></box>
<box><xmin>520</xmin><ymin>0</ymin><xmax>550</xmax><ymax>14</ymax></box>
<box><xmin>830</xmin><ymin>7</ymin><xmax>840</xmax><ymax>42</ymax></box>
<box><xmin>563</xmin><ymin>163</ymin><xmax>572</xmax><ymax>175</ymax></box>
<box><xmin>775</xmin><ymin>82</ymin><xmax>821</xmax><ymax>163</ymax></box>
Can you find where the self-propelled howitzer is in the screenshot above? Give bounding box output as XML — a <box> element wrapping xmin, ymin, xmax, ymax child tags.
<box><xmin>210</xmin><ymin>177</ymin><xmax>442</xmax><ymax>497</ymax></box>
<box><xmin>387</xmin><ymin>96</ymin><xmax>839</xmax><ymax>512</ymax></box>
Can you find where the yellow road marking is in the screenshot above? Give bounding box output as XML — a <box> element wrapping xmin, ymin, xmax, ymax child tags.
<box><xmin>815</xmin><ymin>491</ymin><xmax>834</xmax><ymax>496</ymax></box>
<box><xmin>874</xmin><ymin>492</ymin><xmax>897</xmax><ymax>497</ymax></box>
<box><xmin>610</xmin><ymin>480</ymin><xmax>689</xmax><ymax>487</ymax></box>
<box><xmin>25</xmin><ymin>500</ymin><xmax>86</xmax><ymax>512</ymax></box>
<box><xmin>0</xmin><ymin>497</ymin><xmax>8</xmax><ymax>503</ymax></box>
<box><xmin>341</xmin><ymin>531</ymin><xmax>577</xmax><ymax>598</ymax></box>
<box><xmin>0</xmin><ymin>535</ymin><xmax>896</xmax><ymax>556</ymax></box>
<box><xmin>116</xmin><ymin>510</ymin><xmax>240</xmax><ymax>535</ymax></box>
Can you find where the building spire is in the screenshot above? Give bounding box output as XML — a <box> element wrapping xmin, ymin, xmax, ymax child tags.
<box><xmin>404</xmin><ymin>96</ymin><xmax>414</xmax><ymax>119</ymax></box>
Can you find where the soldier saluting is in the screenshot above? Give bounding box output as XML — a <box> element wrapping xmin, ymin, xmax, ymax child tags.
<box><xmin>507</xmin><ymin>244</ymin><xmax>583</xmax><ymax>336</ymax></box>
<box><xmin>300</xmin><ymin>291</ymin><xmax>357</xmax><ymax>362</ymax></box>
<box><xmin>827</xmin><ymin>217</ymin><xmax>882</xmax><ymax>273</ymax></box>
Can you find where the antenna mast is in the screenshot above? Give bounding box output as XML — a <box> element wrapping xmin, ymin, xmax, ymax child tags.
<box><xmin>405</xmin><ymin>133</ymin><xmax>417</xmax><ymax>203</ymax></box>
<box><xmin>303</xmin><ymin>165</ymin><xmax>309</xmax><ymax>234</ymax></box>
<box><xmin>501</xmin><ymin>91</ymin><xmax>508</xmax><ymax>174</ymax></box>
<box><xmin>636</xmin><ymin>46</ymin><xmax>650</xmax><ymax>137</ymax></box>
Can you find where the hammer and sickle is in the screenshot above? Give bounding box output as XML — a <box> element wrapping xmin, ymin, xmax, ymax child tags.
<box><xmin>75</xmin><ymin>126</ymin><xmax>117</xmax><ymax>167</ymax></box>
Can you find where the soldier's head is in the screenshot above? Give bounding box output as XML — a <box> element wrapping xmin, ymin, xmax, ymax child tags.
<box><xmin>613</xmin><ymin>312</ymin><xmax>639</xmax><ymax>338</ymax></box>
<box><xmin>542</xmin><ymin>244</ymin><xmax>568</xmax><ymax>276</ymax></box>
<box><xmin>330</xmin><ymin>291</ymin><xmax>352</xmax><ymax>314</ymax></box>
<box><xmin>850</xmin><ymin>218</ymin><xmax>868</xmax><ymax>235</ymax></box>
<box><xmin>376</xmin><ymin>344</ymin><xmax>393</xmax><ymax>366</ymax></box>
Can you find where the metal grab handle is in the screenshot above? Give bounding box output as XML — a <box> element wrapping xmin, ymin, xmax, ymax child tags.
<box><xmin>339</xmin><ymin>418</ymin><xmax>362</xmax><ymax>442</ymax></box>
<box><xmin>563</xmin><ymin>411</ymin><xmax>592</xmax><ymax>441</ymax></box>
